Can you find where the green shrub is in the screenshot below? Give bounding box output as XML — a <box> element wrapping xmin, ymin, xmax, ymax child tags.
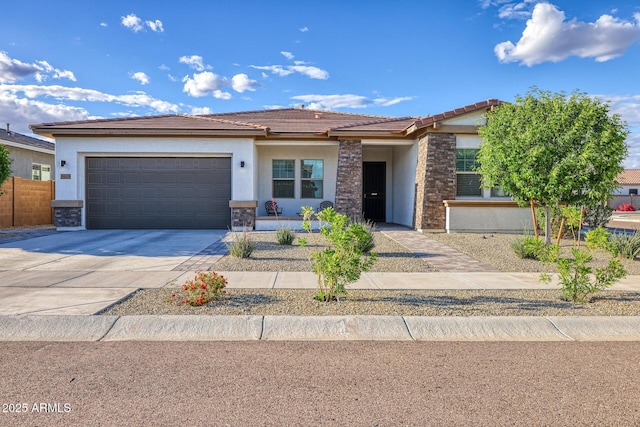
<box><xmin>585</xmin><ymin>227</ymin><xmax>610</xmax><ymax>251</ymax></box>
<box><xmin>299</xmin><ymin>206</ymin><xmax>377</xmax><ymax>302</ymax></box>
<box><xmin>276</xmin><ymin>226</ymin><xmax>295</xmax><ymax>245</ymax></box>
<box><xmin>541</xmin><ymin>248</ymin><xmax>626</xmax><ymax>303</ymax></box>
<box><xmin>608</xmin><ymin>231</ymin><xmax>640</xmax><ymax>260</ymax></box>
<box><xmin>226</xmin><ymin>228</ymin><xmax>256</xmax><ymax>258</ymax></box>
<box><xmin>350</xmin><ymin>218</ymin><xmax>376</xmax><ymax>253</ymax></box>
<box><xmin>583</xmin><ymin>205</ymin><xmax>613</xmax><ymax>228</ymax></box>
<box><xmin>512</xmin><ymin>235</ymin><xmax>545</xmax><ymax>259</ymax></box>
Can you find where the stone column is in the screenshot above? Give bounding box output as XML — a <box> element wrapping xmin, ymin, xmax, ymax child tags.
<box><xmin>229</xmin><ymin>200</ymin><xmax>257</xmax><ymax>230</ymax></box>
<box><xmin>335</xmin><ymin>139</ymin><xmax>363</xmax><ymax>219</ymax></box>
<box><xmin>51</xmin><ymin>200</ymin><xmax>84</xmax><ymax>228</ymax></box>
<box><xmin>414</xmin><ymin>133</ymin><xmax>456</xmax><ymax>230</ymax></box>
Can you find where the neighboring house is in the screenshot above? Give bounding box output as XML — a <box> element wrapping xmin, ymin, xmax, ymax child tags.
<box><xmin>0</xmin><ymin>125</ymin><xmax>55</xmax><ymax>180</ymax></box>
<box><xmin>30</xmin><ymin>99</ymin><xmax>532</xmax><ymax>232</ymax></box>
<box><xmin>611</xmin><ymin>169</ymin><xmax>640</xmax><ymax>210</ymax></box>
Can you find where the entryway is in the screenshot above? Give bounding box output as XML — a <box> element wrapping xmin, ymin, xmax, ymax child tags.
<box><xmin>363</xmin><ymin>162</ymin><xmax>386</xmax><ymax>222</ymax></box>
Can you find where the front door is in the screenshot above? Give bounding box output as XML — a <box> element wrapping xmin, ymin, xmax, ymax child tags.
<box><xmin>363</xmin><ymin>162</ymin><xmax>386</xmax><ymax>222</ymax></box>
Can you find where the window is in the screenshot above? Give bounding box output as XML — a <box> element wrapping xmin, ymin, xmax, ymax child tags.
<box><xmin>301</xmin><ymin>160</ymin><xmax>323</xmax><ymax>199</ymax></box>
<box><xmin>32</xmin><ymin>163</ymin><xmax>51</xmax><ymax>181</ymax></box>
<box><xmin>491</xmin><ymin>187</ymin><xmax>509</xmax><ymax>197</ymax></box>
<box><xmin>272</xmin><ymin>159</ymin><xmax>295</xmax><ymax>198</ymax></box>
<box><xmin>456</xmin><ymin>149</ymin><xmax>481</xmax><ymax>196</ymax></box>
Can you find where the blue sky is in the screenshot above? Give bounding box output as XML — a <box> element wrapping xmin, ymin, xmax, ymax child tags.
<box><xmin>1</xmin><ymin>1</ymin><xmax>640</xmax><ymax>167</ymax></box>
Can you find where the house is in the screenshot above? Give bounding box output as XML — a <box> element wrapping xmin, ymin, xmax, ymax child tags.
<box><xmin>30</xmin><ymin>99</ymin><xmax>533</xmax><ymax>232</ymax></box>
<box><xmin>1</xmin><ymin>124</ymin><xmax>55</xmax><ymax>180</ymax></box>
<box><xmin>611</xmin><ymin>169</ymin><xmax>640</xmax><ymax>210</ymax></box>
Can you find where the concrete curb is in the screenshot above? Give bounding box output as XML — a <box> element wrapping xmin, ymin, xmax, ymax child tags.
<box><xmin>102</xmin><ymin>315</ymin><xmax>263</xmax><ymax>341</ymax></box>
<box><xmin>0</xmin><ymin>315</ymin><xmax>118</xmax><ymax>341</ymax></box>
<box><xmin>2</xmin><ymin>315</ymin><xmax>640</xmax><ymax>342</ymax></box>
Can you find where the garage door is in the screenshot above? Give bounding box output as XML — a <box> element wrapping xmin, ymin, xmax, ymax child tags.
<box><xmin>86</xmin><ymin>157</ymin><xmax>231</xmax><ymax>229</ymax></box>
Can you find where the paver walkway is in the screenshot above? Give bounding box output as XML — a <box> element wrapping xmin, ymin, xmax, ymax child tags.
<box><xmin>378</xmin><ymin>224</ymin><xmax>496</xmax><ymax>272</ymax></box>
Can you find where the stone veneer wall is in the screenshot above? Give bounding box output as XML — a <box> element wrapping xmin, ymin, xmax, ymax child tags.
<box><xmin>334</xmin><ymin>139</ymin><xmax>363</xmax><ymax>219</ymax></box>
<box><xmin>414</xmin><ymin>133</ymin><xmax>456</xmax><ymax>230</ymax></box>
<box><xmin>53</xmin><ymin>207</ymin><xmax>82</xmax><ymax>227</ymax></box>
<box><xmin>231</xmin><ymin>207</ymin><xmax>256</xmax><ymax>229</ymax></box>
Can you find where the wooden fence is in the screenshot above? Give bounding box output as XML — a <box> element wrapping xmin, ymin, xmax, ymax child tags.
<box><xmin>0</xmin><ymin>177</ymin><xmax>55</xmax><ymax>228</ymax></box>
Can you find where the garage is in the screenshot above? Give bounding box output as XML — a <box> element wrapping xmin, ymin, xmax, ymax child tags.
<box><xmin>85</xmin><ymin>157</ymin><xmax>231</xmax><ymax>229</ymax></box>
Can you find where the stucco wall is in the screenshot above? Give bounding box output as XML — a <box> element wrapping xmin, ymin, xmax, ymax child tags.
<box><xmin>391</xmin><ymin>144</ymin><xmax>418</xmax><ymax>227</ymax></box>
<box><xmin>4</xmin><ymin>146</ymin><xmax>55</xmax><ymax>180</ymax></box>
<box><xmin>256</xmin><ymin>143</ymin><xmax>339</xmax><ymax>216</ymax></box>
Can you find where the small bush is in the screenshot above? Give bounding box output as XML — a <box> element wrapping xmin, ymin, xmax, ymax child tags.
<box><xmin>170</xmin><ymin>271</ymin><xmax>227</xmax><ymax>306</ymax></box>
<box><xmin>583</xmin><ymin>205</ymin><xmax>613</xmax><ymax>228</ymax></box>
<box><xmin>608</xmin><ymin>231</ymin><xmax>640</xmax><ymax>260</ymax></box>
<box><xmin>541</xmin><ymin>248</ymin><xmax>626</xmax><ymax>303</ymax></box>
<box><xmin>584</xmin><ymin>227</ymin><xmax>610</xmax><ymax>251</ymax></box>
<box><xmin>617</xmin><ymin>203</ymin><xmax>636</xmax><ymax>212</ymax></box>
<box><xmin>350</xmin><ymin>218</ymin><xmax>376</xmax><ymax>253</ymax></box>
<box><xmin>276</xmin><ymin>226</ymin><xmax>296</xmax><ymax>245</ymax></box>
<box><xmin>512</xmin><ymin>235</ymin><xmax>545</xmax><ymax>259</ymax></box>
<box><xmin>226</xmin><ymin>228</ymin><xmax>256</xmax><ymax>258</ymax></box>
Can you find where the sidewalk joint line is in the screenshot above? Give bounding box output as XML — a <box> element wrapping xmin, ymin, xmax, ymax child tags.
<box><xmin>451</xmin><ymin>273</ymin><xmax>484</xmax><ymax>290</ymax></box>
<box><xmin>365</xmin><ymin>272</ymin><xmax>381</xmax><ymax>289</ymax></box>
<box><xmin>544</xmin><ymin>316</ymin><xmax>575</xmax><ymax>341</ymax></box>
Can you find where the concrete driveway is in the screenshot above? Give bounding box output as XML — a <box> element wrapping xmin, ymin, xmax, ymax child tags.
<box><xmin>0</xmin><ymin>230</ymin><xmax>227</xmax><ymax>315</ymax></box>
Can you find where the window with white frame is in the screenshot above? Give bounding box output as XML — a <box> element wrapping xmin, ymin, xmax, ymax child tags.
<box><xmin>300</xmin><ymin>159</ymin><xmax>323</xmax><ymax>199</ymax></box>
<box><xmin>455</xmin><ymin>149</ymin><xmax>481</xmax><ymax>197</ymax></box>
<box><xmin>272</xmin><ymin>159</ymin><xmax>295</xmax><ymax>198</ymax></box>
<box><xmin>32</xmin><ymin>163</ymin><xmax>51</xmax><ymax>181</ymax></box>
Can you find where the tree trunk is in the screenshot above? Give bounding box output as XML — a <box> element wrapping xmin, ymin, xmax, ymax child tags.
<box><xmin>544</xmin><ymin>206</ymin><xmax>552</xmax><ymax>245</ymax></box>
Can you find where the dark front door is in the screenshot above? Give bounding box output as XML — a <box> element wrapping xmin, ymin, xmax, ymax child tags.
<box><xmin>363</xmin><ymin>162</ymin><xmax>386</xmax><ymax>222</ymax></box>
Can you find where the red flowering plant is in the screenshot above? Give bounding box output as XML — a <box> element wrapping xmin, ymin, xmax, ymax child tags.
<box><xmin>169</xmin><ymin>271</ymin><xmax>227</xmax><ymax>306</ymax></box>
<box><xmin>617</xmin><ymin>203</ymin><xmax>636</xmax><ymax>212</ymax></box>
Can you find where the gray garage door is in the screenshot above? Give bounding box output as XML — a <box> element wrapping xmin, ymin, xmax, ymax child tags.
<box><xmin>86</xmin><ymin>157</ymin><xmax>231</xmax><ymax>229</ymax></box>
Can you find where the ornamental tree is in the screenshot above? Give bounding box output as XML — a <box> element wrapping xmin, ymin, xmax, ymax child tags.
<box><xmin>477</xmin><ymin>88</ymin><xmax>628</xmax><ymax>244</ymax></box>
<box><xmin>0</xmin><ymin>144</ymin><xmax>12</xmax><ymax>195</ymax></box>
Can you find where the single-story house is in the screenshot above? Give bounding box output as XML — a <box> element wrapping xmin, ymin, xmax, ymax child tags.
<box><xmin>611</xmin><ymin>169</ymin><xmax>640</xmax><ymax>210</ymax></box>
<box><xmin>1</xmin><ymin>124</ymin><xmax>55</xmax><ymax>180</ymax></box>
<box><xmin>30</xmin><ymin>99</ymin><xmax>533</xmax><ymax>233</ymax></box>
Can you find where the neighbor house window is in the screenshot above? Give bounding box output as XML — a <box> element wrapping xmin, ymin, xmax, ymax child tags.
<box><xmin>32</xmin><ymin>163</ymin><xmax>51</xmax><ymax>181</ymax></box>
<box><xmin>456</xmin><ymin>149</ymin><xmax>481</xmax><ymax>197</ymax></box>
<box><xmin>491</xmin><ymin>187</ymin><xmax>509</xmax><ymax>197</ymax></box>
<box><xmin>272</xmin><ymin>159</ymin><xmax>295</xmax><ymax>198</ymax></box>
<box><xmin>301</xmin><ymin>159</ymin><xmax>323</xmax><ymax>199</ymax></box>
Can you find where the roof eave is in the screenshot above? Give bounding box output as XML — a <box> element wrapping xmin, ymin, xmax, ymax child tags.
<box><xmin>29</xmin><ymin>127</ymin><xmax>268</xmax><ymax>138</ymax></box>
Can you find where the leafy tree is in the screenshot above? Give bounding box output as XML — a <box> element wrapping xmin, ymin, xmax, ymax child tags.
<box><xmin>0</xmin><ymin>144</ymin><xmax>12</xmax><ymax>195</ymax></box>
<box><xmin>477</xmin><ymin>88</ymin><xmax>628</xmax><ymax>244</ymax></box>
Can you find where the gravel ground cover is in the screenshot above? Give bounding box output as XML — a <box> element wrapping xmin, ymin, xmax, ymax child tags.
<box><xmin>102</xmin><ymin>230</ymin><xmax>640</xmax><ymax>317</ymax></box>
<box><xmin>213</xmin><ymin>231</ymin><xmax>438</xmax><ymax>272</ymax></box>
<box><xmin>102</xmin><ymin>289</ymin><xmax>640</xmax><ymax>316</ymax></box>
<box><xmin>427</xmin><ymin>232</ymin><xmax>640</xmax><ymax>275</ymax></box>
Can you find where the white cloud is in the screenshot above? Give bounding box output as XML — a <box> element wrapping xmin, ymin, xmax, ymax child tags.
<box><xmin>0</xmin><ymin>52</ymin><xmax>76</xmax><ymax>83</ymax></box>
<box><xmin>231</xmin><ymin>73</ymin><xmax>258</xmax><ymax>93</ymax></box>
<box><xmin>146</xmin><ymin>19</ymin><xmax>164</xmax><ymax>32</ymax></box>
<box><xmin>131</xmin><ymin>72</ymin><xmax>150</xmax><ymax>85</ymax></box>
<box><xmin>0</xmin><ymin>84</ymin><xmax>179</xmax><ymax>113</ymax></box>
<box><xmin>121</xmin><ymin>14</ymin><xmax>144</xmax><ymax>32</ymax></box>
<box><xmin>299</xmin><ymin>27</ymin><xmax>309</xmax><ymax>32</ymax></box>
<box><xmin>290</xmin><ymin>94</ymin><xmax>412</xmax><ymax>109</ymax></box>
<box><xmin>179</xmin><ymin>55</ymin><xmax>211</xmax><ymax>71</ymax></box>
<box><xmin>100</xmin><ymin>22</ymin><xmax>108</xmax><ymax>28</ymax></box>
<box><xmin>212</xmin><ymin>90</ymin><xmax>232</xmax><ymax>100</ymax></box>
<box><xmin>495</xmin><ymin>3</ymin><xmax>640</xmax><ymax>66</ymax></box>
<box><xmin>190</xmin><ymin>106</ymin><xmax>214</xmax><ymax>115</ymax></box>
<box><xmin>498</xmin><ymin>1</ymin><xmax>535</xmax><ymax>20</ymax></box>
<box><xmin>250</xmin><ymin>63</ymin><xmax>329</xmax><ymax>79</ymax></box>
<box><xmin>158</xmin><ymin>64</ymin><xmax>170</xmax><ymax>71</ymax></box>
<box><xmin>281</xmin><ymin>51</ymin><xmax>295</xmax><ymax>60</ymax></box>
<box><xmin>250</xmin><ymin>65</ymin><xmax>294</xmax><ymax>77</ymax></box>
<box><xmin>289</xmin><ymin>65</ymin><xmax>329</xmax><ymax>80</ymax></box>
<box><xmin>182</xmin><ymin>71</ymin><xmax>229</xmax><ymax>97</ymax></box>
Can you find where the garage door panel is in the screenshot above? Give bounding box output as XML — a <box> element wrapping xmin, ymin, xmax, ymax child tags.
<box><xmin>86</xmin><ymin>157</ymin><xmax>231</xmax><ymax>229</ymax></box>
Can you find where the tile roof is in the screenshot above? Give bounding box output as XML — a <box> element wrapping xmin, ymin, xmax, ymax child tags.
<box><xmin>617</xmin><ymin>169</ymin><xmax>640</xmax><ymax>185</ymax></box>
<box><xmin>0</xmin><ymin>127</ymin><xmax>55</xmax><ymax>152</ymax></box>
<box><xmin>30</xmin><ymin>100</ymin><xmax>505</xmax><ymax>140</ymax></box>
<box><xmin>412</xmin><ymin>99</ymin><xmax>502</xmax><ymax>130</ymax></box>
